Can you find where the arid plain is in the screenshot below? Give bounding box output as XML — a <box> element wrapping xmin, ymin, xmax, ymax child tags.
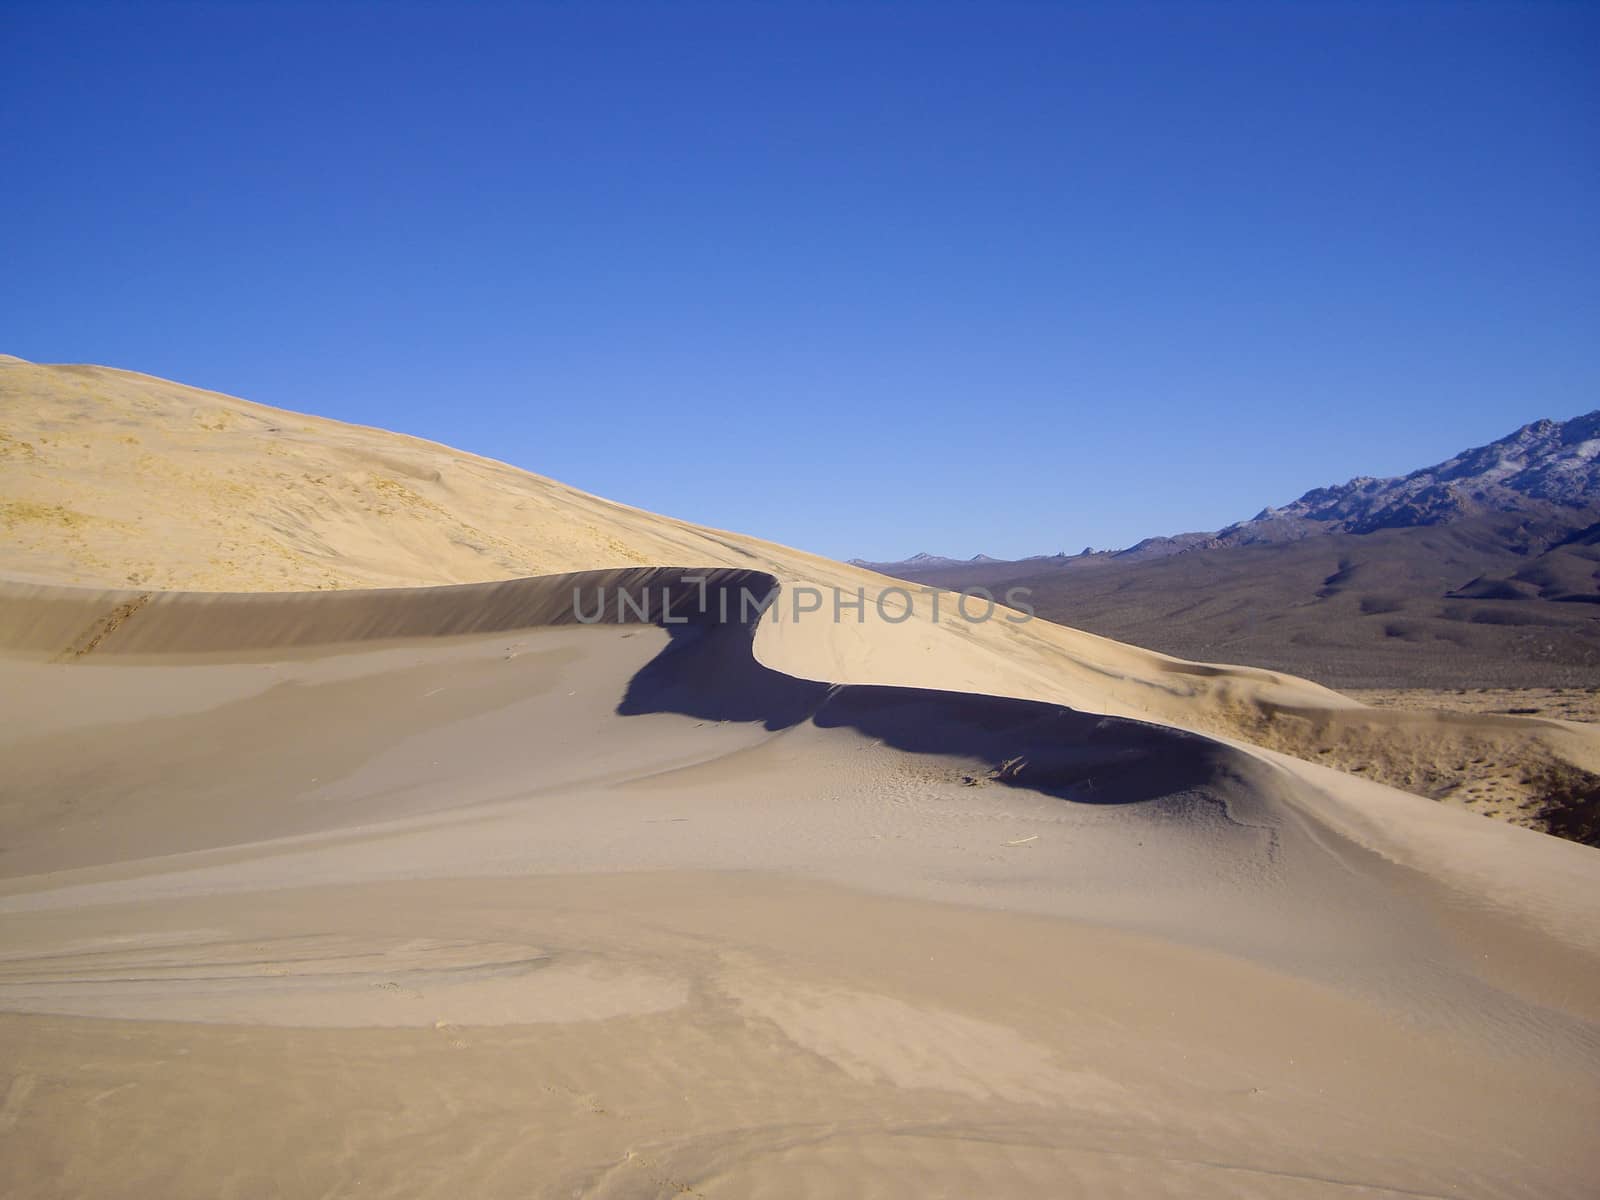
<box><xmin>3</xmin><ymin>357</ymin><xmax>1599</xmax><ymax>1198</ymax></box>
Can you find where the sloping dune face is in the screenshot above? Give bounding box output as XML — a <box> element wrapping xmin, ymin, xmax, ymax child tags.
<box><xmin>1</xmin><ymin>570</ymin><xmax>1598</xmax><ymax>1197</ymax></box>
<box><xmin>2</xmin><ymin>362</ymin><xmax>1600</xmax><ymax>1195</ymax></box>
<box><xmin>3</xmin><ymin>355</ymin><xmax>1598</xmax><ymax>830</ymax></box>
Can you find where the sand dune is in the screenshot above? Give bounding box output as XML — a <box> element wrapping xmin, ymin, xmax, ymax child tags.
<box><xmin>4</xmin><ymin>356</ymin><xmax>1596</xmax><ymax>832</ymax></box>
<box><xmin>3</xmin><ymin>568</ymin><xmax>1599</xmax><ymax>1196</ymax></box>
<box><xmin>3</xmin><ymin>360</ymin><xmax>1600</xmax><ymax>1196</ymax></box>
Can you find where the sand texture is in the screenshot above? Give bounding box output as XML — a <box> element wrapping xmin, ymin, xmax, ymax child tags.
<box><xmin>3</xmin><ymin>359</ymin><xmax>1599</xmax><ymax>1197</ymax></box>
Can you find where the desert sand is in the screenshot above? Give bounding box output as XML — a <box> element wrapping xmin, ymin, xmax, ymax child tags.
<box><xmin>1346</xmin><ymin>686</ymin><xmax>1600</xmax><ymax>726</ymax></box>
<box><xmin>3</xmin><ymin>358</ymin><xmax>1599</xmax><ymax>1197</ymax></box>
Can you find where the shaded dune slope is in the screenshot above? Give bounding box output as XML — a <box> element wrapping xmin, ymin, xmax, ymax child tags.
<box><xmin>0</xmin><ymin>568</ymin><xmax>1266</xmax><ymax>870</ymax></box>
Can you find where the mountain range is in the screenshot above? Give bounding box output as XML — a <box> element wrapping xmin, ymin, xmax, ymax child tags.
<box><xmin>861</xmin><ymin>412</ymin><xmax>1600</xmax><ymax>689</ymax></box>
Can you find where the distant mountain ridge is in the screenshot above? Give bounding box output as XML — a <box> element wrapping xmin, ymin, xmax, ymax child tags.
<box><xmin>863</xmin><ymin>411</ymin><xmax>1600</xmax><ymax>569</ymax></box>
<box><xmin>1212</xmin><ymin>410</ymin><xmax>1600</xmax><ymax>543</ymax></box>
<box><xmin>855</xmin><ymin>410</ymin><xmax>1600</xmax><ymax>692</ymax></box>
<box><xmin>848</xmin><ymin>550</ymin><xmax>1002</xmax><ymax>568</ymax></box>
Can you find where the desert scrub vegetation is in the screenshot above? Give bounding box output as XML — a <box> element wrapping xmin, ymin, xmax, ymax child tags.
<box><xmin>1532</xmin><ymin>762</ymin><xmax>1600</xmax><ymax>847</ymax></box>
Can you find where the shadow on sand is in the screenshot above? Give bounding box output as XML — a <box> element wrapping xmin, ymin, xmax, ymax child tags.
<box><xmin>617</xmin><ymin>620</ymin><xmax>1252</xmax><ymax>807</ymax></box>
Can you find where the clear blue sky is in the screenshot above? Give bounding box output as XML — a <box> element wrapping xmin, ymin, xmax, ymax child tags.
<box><xmin>3</xmin><ymin>1</ymin><xmax>1595</xmax><ymax>560</ymax></box>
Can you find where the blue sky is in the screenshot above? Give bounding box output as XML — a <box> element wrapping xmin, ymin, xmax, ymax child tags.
<box><xmin>3</xmin><ymin>1</ymin><xmax>1595</xmax><ymax>560</ymax></box>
